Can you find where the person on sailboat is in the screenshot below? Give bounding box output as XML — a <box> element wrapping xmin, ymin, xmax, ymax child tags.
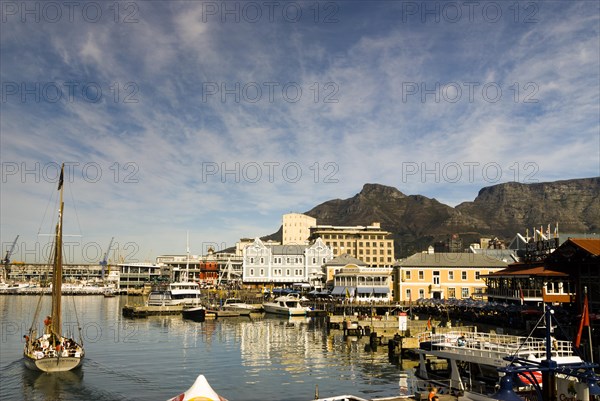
<box><xmin>43</xmin><ymin>315</ymin><xmax>52</xmax><ymax>334</ymax></box>
<box><xmin>428</xmin><ymin>386</ymin><xmax>438</xmax><ymax>401</ymax></box>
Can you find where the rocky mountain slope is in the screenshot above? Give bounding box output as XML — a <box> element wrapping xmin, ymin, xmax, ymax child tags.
<box><xmin>264</xmin><ymin>178</ymin><xmax>599</xmax><ymax>258</ymax></box>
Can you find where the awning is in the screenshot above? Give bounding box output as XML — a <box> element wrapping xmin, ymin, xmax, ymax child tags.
<box><xmin>331</xmin><ymin>286</ymin><xmax>346</xmax><ymax>295</ymax></box>
<box><xmin>357</xmin><ymin>287</ymin><xmax>373</xmax><ymax>294</ymax></box>
<box><xmin>373</xmin><ymin>287</ymin><xmax>390</xmax><ymax>294</ymax></box>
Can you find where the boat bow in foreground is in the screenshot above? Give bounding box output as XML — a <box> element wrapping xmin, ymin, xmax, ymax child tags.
<box><xmin>167</xmin><ymin>374</ymin><xmax>228</xmax><ymax>401</ymax></box>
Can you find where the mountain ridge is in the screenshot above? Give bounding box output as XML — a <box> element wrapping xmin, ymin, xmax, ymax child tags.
<box><xmin>262</xmin><ymin>178</ymin><xmax>600</xmax><ymax>258</ymax></box>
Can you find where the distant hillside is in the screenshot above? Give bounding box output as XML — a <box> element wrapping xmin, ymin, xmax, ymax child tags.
<box><xmin>265</xmin><ymin>178</ymin><xmax>600</xmax><ymax>258</ymax></box>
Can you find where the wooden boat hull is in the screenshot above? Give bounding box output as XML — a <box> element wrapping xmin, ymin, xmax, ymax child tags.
<box><xmin>23</xmin><ymin>353</ymin><xmax>83</xmax><ymax>372</ymax></box>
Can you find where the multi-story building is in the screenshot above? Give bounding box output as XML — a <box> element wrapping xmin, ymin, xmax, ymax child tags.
<box><xmin>242</xmin><ymin>237</ymin><xmax>333</xmax><ymax>286</ymax></box>
<box><xmin>330</xmin><ymin>265</ymin><xmax>393</xmax><ymax>302</ymax></box>
<box><xmin>486</xmin><ymin>238</ymin><xmax>599</xmax><ymax>307</ymax></box>
<box><xmin>309</xmin><ymin>222</ymin><xmax>394</xmax><ymax>267</ymax></box>
<box><xmin>282</xmin><ymin>213</ymin><xmax>316</xmax><ymax>245</ymax></box>
<box><xmin>393</xmin><ymin>249</ymin><xmax>508</xmax><ymax>302</ymax></box>
<box><xmin>156</xmin><ymin>248</ymin><xmax>243</xmax><ymax>286</ymax></box>
<box><xmin>323</xmin><ymin>253</ymin><xmax>367</xmax><ymax>286</ymax></box>
<box><xmin>118</xmin><ymin>262</ymin><xmax>167</xmax><ymax>290</ymax></box>
<box><xmin>7</xmin><ymin>263</ymin><xmax>103</xmax><ymax>284</ymax></box>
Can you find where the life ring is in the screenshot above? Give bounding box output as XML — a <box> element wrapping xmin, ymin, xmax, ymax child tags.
<box><xmin>517</xmin><ymin>371</ymin><xmax>543</xmax><ymax>386</ymax></box>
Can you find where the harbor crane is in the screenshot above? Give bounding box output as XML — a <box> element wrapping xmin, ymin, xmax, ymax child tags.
<box><xmin>100</xmin><ymin>237</ymin><xmax>114</xmax><ymax>280</ymax></box>
<box><xmin>2</xmin><ymin>235</ymin><xmax>19</xmax><ymax>280</ymax></box>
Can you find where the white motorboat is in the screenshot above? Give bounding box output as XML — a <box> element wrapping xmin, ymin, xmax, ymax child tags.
<box><xmin>221</xmin><ymin>298</ymin><xmax>263</xmax><ymax>315</ymax></box>
<box><xmin>147</xmin><ymin>281</ymin><xmax>201</xmax><ymax>306</ymax></box>
<box><xmin>262</xmin><ymin>294</ymin><xmax>311</xmax><ymax>316</ymax></box>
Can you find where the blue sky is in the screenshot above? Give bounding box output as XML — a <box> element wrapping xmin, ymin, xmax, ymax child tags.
<box><xmin>1</xmin><ymin>1</ymin><xmax>599</xmax><ymax>264</ymax></box>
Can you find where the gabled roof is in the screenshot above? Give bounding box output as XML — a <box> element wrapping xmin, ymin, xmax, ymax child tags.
<box><xmin>486</xmin><ymin>263</ymin><xmax>568</xmax><ymax>277</ymax></box>
<box><xmin>270</xmin><ymin>245</ymin><xmax>305</xmax><ymax>255</ymax></box>
<box><xmin>566</xmin><ymin>238</ymin><xmax>600</xmax><ymax>256</ymax></box>
<box><xmin>398</xmin><ymin>252</ymin><xmax>509</xmax><ymax>268</ymax></box>
<box><xmin>324</xmin><ymin>253</ymin><xmax>367</xmax><ymax>266</ymax></box>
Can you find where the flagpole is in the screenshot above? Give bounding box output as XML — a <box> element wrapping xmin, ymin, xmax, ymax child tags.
<box><xmin>586</xmin><ymin>287</ymin><xmax>594</xmax><ymax>363</ymax></box>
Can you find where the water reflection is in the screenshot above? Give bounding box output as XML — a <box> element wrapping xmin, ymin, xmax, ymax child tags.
<box><xmin>21</xmin><ymin>365</ymin><xmax>83</xmax><ymax>400</ymax></box>
<box><xmin>2</xmin><ymin>296</ymin><xmax>411</xmax><ymax>401</ymax></box>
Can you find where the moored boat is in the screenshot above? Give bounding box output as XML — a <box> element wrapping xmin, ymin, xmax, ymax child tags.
<box><xmin>263</xmin><ymin>294</ymin><xmax>311</xmax><ymax>316</ymax></box>
<box><xmin>23</xmin><ymin>163</ymin><xmax>85</xmax><ymax>372</ymax></box>
<box><xmin>182</xmin><ymin>305</ymin><xmax>206</xmax><ymax>322</ymax></box>
<box><xmin>415</xmin><ymin>306</ymin><xmax>599</xmax><ymax>400</ymax></box>
<box><xmin>147</xmin><ymin>281</ymin><xmax>201</xmax><ymax>306</ymax></box>
<box><xmin>221</xmin><ymin>298</ymin><xmax>263</xmax><ymax>315</ymax></box>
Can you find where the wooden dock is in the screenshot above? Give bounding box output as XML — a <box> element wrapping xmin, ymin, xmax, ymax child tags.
<box><xmin>122</xmin><ymin>304</ymin><xmax>183</xmax><ymax>318</ymax></box>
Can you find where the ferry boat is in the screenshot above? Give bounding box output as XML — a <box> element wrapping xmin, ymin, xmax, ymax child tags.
<box><xmin>415</xmin><ymin>307</ymin><xmax>599</xmax><ymax>400</ymax></box>
<box><xmin>262</xmin><ymin>294</ymin><xmax>311</xmax><ymax>316</ymax></box>
<box><xmin>147</xmin><ymin>281</ymin><xmax>201</xmax><ymax>306</ymax></box>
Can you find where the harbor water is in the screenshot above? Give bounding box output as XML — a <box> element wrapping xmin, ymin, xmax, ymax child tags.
<box><xmin>0</xmin><ymin>296</ymin><xmax>414</xmax><ymax>400</ymax></box>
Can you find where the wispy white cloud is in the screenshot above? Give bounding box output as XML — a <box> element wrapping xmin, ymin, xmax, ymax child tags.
<box><xmin>1</xmin><ymin>1</ymin><xmax>598</xmax><ymax>261</ymax></box>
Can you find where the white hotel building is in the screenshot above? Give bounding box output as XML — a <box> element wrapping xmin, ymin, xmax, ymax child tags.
<box><xmin>242</xmin><ymin>238</ymin><xmax>334</xmax><ymax>287</ymax></box>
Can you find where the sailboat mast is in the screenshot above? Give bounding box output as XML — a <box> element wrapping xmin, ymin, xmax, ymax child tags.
<box><xmin>50</xmin><ymin>163</ymin><xmax>64</xmax><ymax>336</ymax></box>
<box><xmin>186</xmin><ymin>231</ymin><xmax>190</xmax><ymax>282</ymax></box>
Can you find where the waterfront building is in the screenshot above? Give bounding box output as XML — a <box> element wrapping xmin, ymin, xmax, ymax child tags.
<box><xmin>330</xmin><ymin>264</ymin><xmax>392</xmax><ymax>303</ymax></box>
<box><xmin>242</xmin><ymin>237</ymin><xmax>333</xmax><ymax>286</ymax></box>
<box><xmin>118</xmin><ymin>262</ymin><xmax>167</xmax><ymax>290</ymax></box>
<box><xmin>157</xmin><ymin>248</ymin><xmax>243</xmax><ymax>286</ymax></box>
<box><xmin>323</xmin><ymin>253</ymin><xmax>367</xmax><ymax>286</ymax></box>
<box><xmin>393</xmin><ymin>249</ymin><xmax>508</xmax><ymax>303</ymax></box>
<box><xmin>308</xmin><ymin>222</ymin><xmax>394</xmax><ymax>267</ymax></box>
<box><xmin>282</xmin><ymin>213</ymin><xmax>317</xmax><ymax>245</ymax></box>
<box><xmin>486</xmin><ymin>238</ymin><xmax>599</xmax><ymax>308</ymax></box>
<box><xmin>6</xmin><ymin>263</ymin><xmax>103</xmax><ymax>284</ymax></box>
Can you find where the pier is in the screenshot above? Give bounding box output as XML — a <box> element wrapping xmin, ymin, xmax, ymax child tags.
<box><xmin>122</xmin><ymin>304</ymin><xmax>183</xmax><ymax>318</ymax></box>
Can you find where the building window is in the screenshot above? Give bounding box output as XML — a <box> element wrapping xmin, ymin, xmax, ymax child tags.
<box><xmin>448</xmin><ymin>271</ymin><xmax>454</xmax><ymax>280</ymax></box>
<box><xmin>312</xmin><ymin>257</ymin><xmax>316</xmax><ymax>264</ymax></box>
<box><xmin>250</xmin><ymin>258</ymin><xmax>254</xmax><ymax>264</ymax></box>
<box><xmin>461</xmin><ymin>271</ymin><xmax>467</xmax><ymax>280</ymax></box>
<box><xmin>250</xmin><ymin>268</ymin><xmax>254</xmax><ymax>275</ymax></box>
<box><xmin>433</xmin><ymin>271</ymin><xmax>440</xmax><ymax>285</ymax></box>
<box><xmin>260</xmin><ymin>269</ymin><xmax>264</xmax><ymax>276</ymax></box>
<box><xmin>286</xmin><ymin>269</ymin><xmax>290</xmax><ymax>275</ymax></box>
<box><xmin>418</xmin><ymin>271</ymin><xmax>424</xmax><ymax>280</ymax></box>
<box><xmin>260</xmin><ymin>257</ymin><xmax>264</xmax><ymax>264</ymax></box>
<box><xmin>475</xmin><ymin>271</ymin><xmax>480</xmax><ymax>280</ymax></box>
<box><xmin>405</xmin><ymin>271</ymin><xmax>411</xmax><ymax>280</ymax></box>
<box><xmin>419</xmin><ymin>289</ymin><xmax>425</xmax><ymax>298</ymax></box>
<box><xmin>461</xmin><ymin>288</ymin><xmax>469</xmax><ymax>298</ymax></box>
<box><xmin>406</xmin><ymin>289</ymin><xmax>412</xmax><ymax>300</ymax></box>
<box><xmin>448</xmin><ymin>288</ymin><xmax>456</xmax><ymax>298</ymax></box>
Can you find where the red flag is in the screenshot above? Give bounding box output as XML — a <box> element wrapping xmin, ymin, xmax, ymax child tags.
<box><xmin>519</xmin><ymin>287</ymin><xmax>524</xmax><ymax>303</ymax></box>
<box><xmin>575</xmin><ymin>294</ymin><xmax>590</xmax><ymax>347</ymax></box>
<box><xmin>427</xmin><ymin>317</ymin><xmax>432</xmax><ymax>330</ymax></box>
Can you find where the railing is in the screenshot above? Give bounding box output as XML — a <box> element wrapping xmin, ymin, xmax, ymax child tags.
<box><xmin>420</xmin><ymin>330</ymin><xmax>577</xmax><ymax>360</ymax></box>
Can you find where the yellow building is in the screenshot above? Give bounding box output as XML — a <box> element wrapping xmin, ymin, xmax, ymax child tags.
<box><xmin>282</xmin><ymin>213</ymin><xmax>317</xmax><ymax>245</ymax></box>
<box><xmin>309</xmin><ymin>222</ymin><xmax>394</xmax><ymax>267</ymax></box>
<box><xmin>393</xmin><ymin>251</ymin><xmax>508</xmax><ymax>302</ymax></box>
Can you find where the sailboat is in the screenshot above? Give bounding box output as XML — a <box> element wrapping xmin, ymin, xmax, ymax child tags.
<box><xmin>23</xmin><ymin>163</ymin><xmax>85</xmax><ymax>372</ymax></box>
